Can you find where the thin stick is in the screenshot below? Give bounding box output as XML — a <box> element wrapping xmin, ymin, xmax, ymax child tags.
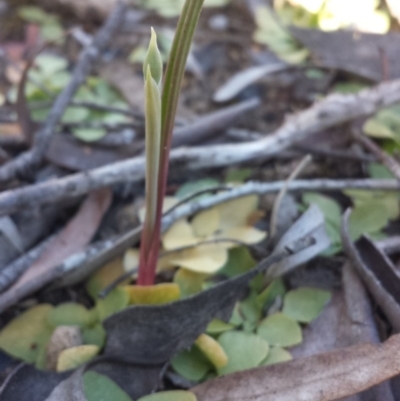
<box><xmin>1</xmin><ymin>177</ymin><xmax>400</xmax><ymax>217</ymax></box>
<box><xmin>1</xmin><ymin>77</ymin><xmax>399</xmax><ymax>202</ymax></box>
<box><xmin>270</xmin><ymin>155</ymin><xmax>312</xmax><ymax>239</ymax></box>
<box><xmin>353</xmin><ymin>128</ymin><xmax>400</xmax><ymax>180</ymax></box>
<box><xmin>0</xmin><ymin>1</ymin><xmax>127</xmax><ymax>184</ymax></box>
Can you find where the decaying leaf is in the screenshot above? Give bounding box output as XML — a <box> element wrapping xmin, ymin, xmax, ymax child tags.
<box><xmin>192</xmin><ymin>333</ymin><xmax>400</xmax><ymax>401</ymax></box>
<box><xmin>0</xmin><ymin>365</ymin><xmax>69</xmax><ymax>401</ymax></box>
<box><xmin>0</xmin><ymin>189</ymin><xmax>112</xmax><ymax>312</ymax></box>
<box><xmin>46</xmin><ymin>326</ymin><xmax>83</xmax><ymax>371</ymax></box>
<box><xmin>291</xmin><ymin>27</ymin><xmax>400</xmax><ymax>80</ymax></box>
<box><xmin>342</xmin><ymin>210</ymin><xmax>400</xmax><ymax>332</ymax></box>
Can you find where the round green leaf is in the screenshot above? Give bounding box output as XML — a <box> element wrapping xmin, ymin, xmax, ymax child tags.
<box><xmin>257</xmin><ymin>313</ymin><xmax>302</xmax><ymax>347</ymax></box>
<box><xmin>261</xmin><ymin>346</ymin><xmax>292</xmax><ymax>366</ymax></box>
<box><xmin>57</xmin><ymin>345</ymin><xmax>99</xmax><ymax>372</ymax></box>
<box><xmin>34</xmin><ymin>54</ymin><xmax>67</xmax><ymax>75</ymax></box>
<box><xmin>206</xmin><ymin>319</ymin><xmax>234</xmax><ymax>335</ymax></box>
<box><xmin>62</xmin><ymin>107</ymin><xmax>90</xmax><ymax>123</ymax></box>
<box><xmin>349</xmin><ymin>203</ymin><xmax>389</xmax><ymax>241</ymax></box>
<box><xmin>302</xmin><ymin>193</ymin><xmax>341</xmax><ymax>227</ymax></box>
<box><xmin>18</xmin><ymin>6</ymin><xmax>49</xmax><ymax>23</ymax></box>
<box><xmin>73</xmin><ymin>128</ymin><xmax>107</xmax><ymax>142</ymax></box>
<box><xmin>83</xmin><ymin>323</ymin><xmax>106</xmax><ymax>348</ymax></box>
<box><xmin>217</xmin><ymin>331</ymin><xmax>269</xmax><ymax>375</ymax></box>
<box><xmin>171</xmin><ymin>346</ymin><xmax>211</xmax><ymax>381</ymax></box>
<box><xmin>219</xmin><ymin>247</ymin><xmax>256</xmax><ymax>278</ymax></box>
<box><xmin>173</xmin><ymin>269</ymin><xmax>208</xmax><ymax>298</ymax></box>
<box><xmin>96</xmin><ymin>288</ymin><xmax>129</xmax><ymax>321</ymax></box>
<box><xmin>256</xmin><ymin>278</ymin><xmax>286</xmax><ymax>310</ymax></box>
<box><xmin>47</xmin><ymin>303</ymin><xmax>93</xmax><ymax>328</ymax></box>
<box><xmin>0</xmin><ymin>304</ymin><xmax>54</xmax><ymax>363</ymax></box>
<box><xmin>282</xmin><ymin>288</ymin><xmax>331</xmax><ymax>323</ymax></box>
<box><xmin>137</xmin><ymin>391</ymin><xmax>197</xmax><ymax>401</ymax></box>
<box><xmin>175</xmin><ymin>179</ymin><xmax>219</xmax><ymax>199</ymax></box>
<box><xmin>84</xmin><ymin>371</ymin><xmax>133</xmax><ymax>401</ymax></box>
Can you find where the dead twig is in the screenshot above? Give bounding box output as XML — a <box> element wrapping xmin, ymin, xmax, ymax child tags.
<box><xmin>270</xmin><ymin>155</ymin><xmax>312</xmax><ymax>239</ymax></box>
<box><xmin>1</xmin><ymin>177</ymin><xmax>400</xmax><ymax>217</ymax></box>
<box><xmin>353</xmin><ymin>128</ymin><xmax>400</xmax><ymax>180</ymax></box>
<box><xmin>0</xmin><ymin>1</ymin><xmax>127</xmax><ymax>184</ymax></box>
<box><xmin>1</xmin><ymin>78</ymin><xmax>399</xmax><ymax>204</ymax></box>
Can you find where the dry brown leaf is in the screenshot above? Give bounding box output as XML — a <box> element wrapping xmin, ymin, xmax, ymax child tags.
<box><xmin>342</xmin><ymin>211</ymin><xmax>400</xmax><ymax>332</ymax></box>
<box><xmin>192</xmin><ymin>333</ymin><xmax>400</xmax><ymax>401</ymax></box>
<box><xmin>10</xmin><ymin>189</ymin><xmax>112</xmax><ymax>290</ymax></box>
<box><xmin>46</xmin><ymin>326</ymin><xmax>83</xmax><ymax>371</ymax></box>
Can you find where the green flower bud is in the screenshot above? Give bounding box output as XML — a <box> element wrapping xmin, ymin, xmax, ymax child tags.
<box><xmin>143</xmin><ymin>27</ymin><xmax>163</xmax><ymax>86</ymax></box>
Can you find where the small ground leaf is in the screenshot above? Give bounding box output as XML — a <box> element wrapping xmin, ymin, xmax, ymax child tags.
<box><xmin>126</xmin><ymin>283</ymin><xmax>181</xmax><ymax>305</ymax></box>
<box><xmin>175</xmin><ymin>179</ymin><xmax>220</xmax><ymax>199</ymax></box>
<box><xmin>219</xmin><ymin>247</ymin><xmax>256</xmax><ymax>278</ymax></box>
<box><xmin>257</xmin><ymin>313</ymin><xmax>302</xmax><ymax>347</ymax></box>
<box><xmin>217</xmin><ymin>331</ymin><xmax>269</xmax><ymax>375</ymax></box>
<box><xmin>282</xmin><ymin>288</ymin><xmax>331</xmax><ymax>323</ymax></box>
<box><xmin>260</xmin><ymin>346</ymin><xmax>292</xmax><ymax>366</ymax></box>
<box><xmin>57</xmin><ymin>345</ymin><xmax>99</xmax><ymax>372</ymax></box>
<box><xmin>174</xmin><ymin>269</ymin><xmax>208</xmax><ymax>298</ymax></box>
<box><xmin>47</xmin><ymin>303</ymin><xmax>93</xmax><ymax>328</ymax></box>
<box><xmin>96</xmin><ymin>287</ymin><xmax>129</xmax><ymax>321</ymax></box>
<box><xmin>83</xmin><ymin>371</ymin><xmax>133</xmax><ymax>401</ymax></box>
<box><xmin>87</xmin><ymin>258</ymin><xmax>127</xmax><ymax>300</ymax></box>
<box><xmin>83</xmin><ymin>323</ymin><xmax>106</xmax><ymax>348</ymax></box>
<box><xmin>192</xmin><ymin>208</ymin><xmax>220</xmax><ymax>238</ymax></box>
<box><xmin>169</xmin><ymin>244</ymin><xmax>228</xmax><ymax>274</ymax></box>
<box><xmin>138</xmin><ymin>391</ymin><xmax>197</xmax><ymax>401</ymax></box>
<box><xmin>349</xmin><ymin>203</ymin><xmax>389</xmax><ymax>240</ymax></box>
<box><xmin>256</xmin><ymin>278</ymin><xmax>286</xmax><ymax>309</ymax></box>
<box><xmin>73</xmin><ymin>128</ymin><xmax>107</xmax><ymax>142</ymax></box>
<box><xmin>171</xmin><ymin>347</ymin><xmax>212</xmax><ymax>381</ymax></box>
<box><xmin>216</xmin><ymin>196</ymin><xmax>258</xmax><ymax>231</ymax></box>
<box><xmin>195</xmin><ymin>334</ymin><xmax>228</xmax><ymax>368</ymax></box>
<box><xmin>0</xmin><ymin>304</ymin><xmax>54</xmax><ymax>363</ymax></box>
<box><xmin>206</xmin><ymin>319</ymin><xmax>235</xmax><ymax>335</ymax></box>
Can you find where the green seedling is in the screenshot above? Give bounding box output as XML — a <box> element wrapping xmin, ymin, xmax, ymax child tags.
<box><xmin>137</xmin><ymin>0</ymin><xmax>205</xmax><ymax>285</ymax></box>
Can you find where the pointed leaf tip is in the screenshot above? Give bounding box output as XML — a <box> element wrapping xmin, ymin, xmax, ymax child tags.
<box><xmin>143</xmin><ymin>28</ymin><xmax>163</xmax><ymax>85</ymax></box>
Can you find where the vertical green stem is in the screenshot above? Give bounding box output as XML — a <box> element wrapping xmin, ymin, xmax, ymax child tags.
<box><xmin>137</xmin><ymin>0</ymin><xmax>205</xmax><ymax>285</ymax></box>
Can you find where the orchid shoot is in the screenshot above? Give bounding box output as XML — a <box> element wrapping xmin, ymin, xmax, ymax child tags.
<box><xmin>137</xmin><ymin>0</ymin><xmax>205</xmax><ymax>286</ymax></box>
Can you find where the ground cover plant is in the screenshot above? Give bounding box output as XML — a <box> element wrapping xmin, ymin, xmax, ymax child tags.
<box><xmin>1</xmin><ymin>0</ymin><xmax>400</xmax><ymax>400</ymax></box>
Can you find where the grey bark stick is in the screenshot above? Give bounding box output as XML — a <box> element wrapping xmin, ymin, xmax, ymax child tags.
<box><xmin>1</xmin><ymin>78</ymin><xmax>400</xmax><ymax>211</ymax></box>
